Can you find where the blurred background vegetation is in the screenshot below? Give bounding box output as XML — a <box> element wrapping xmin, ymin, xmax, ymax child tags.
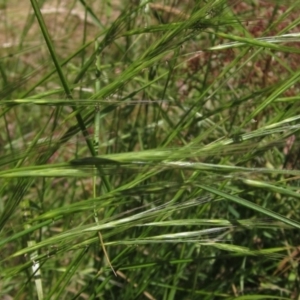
<box><xmin>1</xmin><ymin>0</ymin><xmax>300</xmax><ymax>299</ymax></box>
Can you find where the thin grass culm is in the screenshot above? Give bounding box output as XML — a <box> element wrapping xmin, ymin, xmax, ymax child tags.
<box><xmin>93</xmin><ymin>39</ymin><xmax>116</xmax><ymax>276</ymax></box>
<box><xmin>1</xmin><ymin>0</ymin><xmax>300</xmax><ymax>299</ymax></box>
<box><xmin>21</xmin><ymin>199</ymin><xmax>44</xmax><ymax>300</ymax></box>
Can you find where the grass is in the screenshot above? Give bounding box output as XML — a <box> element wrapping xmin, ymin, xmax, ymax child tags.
<box><xmin>1</xmin><ymin>0</ymin><xmax>300</xmax><ymax>299</ymax></box>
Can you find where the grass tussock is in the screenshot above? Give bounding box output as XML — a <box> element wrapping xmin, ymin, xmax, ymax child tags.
<box><xmin>1</xmin><ymin>0</ymin><xmax>300</xmax><ymax>299</ymax></box>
